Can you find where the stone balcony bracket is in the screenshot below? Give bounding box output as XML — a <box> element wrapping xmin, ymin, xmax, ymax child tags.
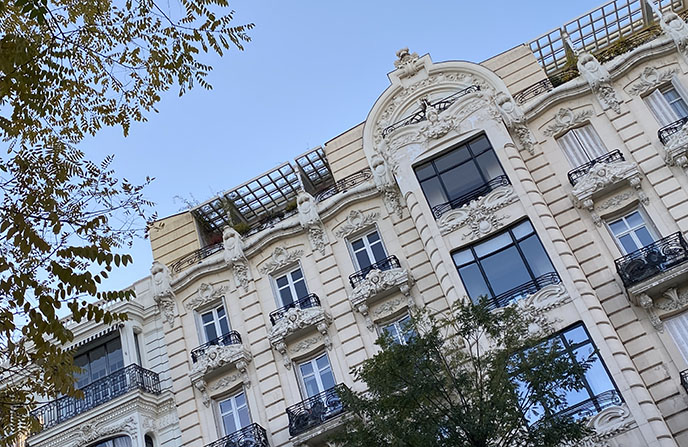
<box><xmin>665</xmin><ymin>123</ymin><xmax>688</xmax><ymax>169</ymax></box>
<box><xmin>189</xmin><ymin>343</ymin><xmax>252</xmax><ymax>387</ymax></box>
<box><xmin>570</xmin><ymin>160</ymin><xmax>646</xmax><ymax>226</ymax></box>
<box><xmin>349</xmin><ymin>267</ymin><xmax>414</xmax><ymax>331</ymax></box>
<box><xmin>268</xmin><ymin>306</ymin><xmax>333</xmax><ymax>369</ymax></box>
<box><xmin>637</xmin><ymin>287</ymin><xmax>688</xmax><ymax>332</ymax></box>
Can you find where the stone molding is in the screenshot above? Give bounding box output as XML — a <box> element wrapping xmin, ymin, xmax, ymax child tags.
<box><xmin>349</xmin><ymin>267</ymin><xmax>413</xmax><ymax>331</ymax></box>
<box><xmin>190</xmin><ymin>343</ymin><xmax>252</xmax><ymax>386</ymax></box>
<box><xmin>638</xmin><ymin>287</ymin><xmax>688</xmax><ymax>332</ymax></box>
<box><xmin>515</xmin><ymin>282</ymin><xmax>571</xmax><ymax>315</ymax></box>
<box><xmin>628</xmin><ymin>66</ymin><xmax>677</xmax><ymax>96</ymax></box>
<box><xmin>73</xmin><ymin>417</ymin><xmax>137</xmax><ymax>447</ymax></box>
<box><xmin>494</xmin><ymin>92</ymin><xmax>535</xmax><ymax>154</ymax></box>
<box><xmin>184</xmin><ymin>283</ymin><xmax>227</xmax><ymax>311</ymax></box>
<box><xmin>334</xmin><ymin>210</ymin><xmax>379</xmax><ymax>239</ymax></box>
<box><xmin>664</xmin><ymin>121</ymin><xmax>688</xmax><ymax>168</ymax></box>
<box><xmin>543</xmin><ymin>108</ymin><xmax>594</xmax><ymax>137</ymax></box>
<box><xmin>393</xmin><ymin>48</ymin><xmax>423</xmax><ymax>79</ymax></box>
<box><xmin>268</xmin><ymin>306</ymin><xmax>333</xmax><ymax>368</ymax></box>
<box><xmin>437</xmin><ymin>184</ymin><xmax>517</xmax><ymax>239</ymax></box>
<box><xmin>258</xmin><ymin>246</ymin><xmax>304</xmax><ymax>275</ymax></box>
<box><xmin>150</xmin><ymin>261</ymin><xmax>177</xmax><ymax>328</ymax></box>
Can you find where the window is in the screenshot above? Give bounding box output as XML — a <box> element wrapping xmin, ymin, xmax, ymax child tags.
<box><xmin>200</xmin><ymin>304</ymin><xmax>231</xmax><ymax>343</ymax></box>
<box><xmin>645</xmin><ymin>82</ymin><xmax>688</xmax><ymax>126</ymax></box>
<box><xmin>274</xmin><ymin>267</ymin><xmax>309</xmax><ymax>308</ymax></box>
<box><xmin>607</xmin><ymin>210</ymin><xmax>657</xmax><ymax>254</ymax></box>
<box><xmin>414</xmin><ymin>135</ymin><xmax>506</xmax><ymax>211</ymax></box>
<box><xmin>219</xmin><ymin>391</ymin><xmax>251</xmax><ymax>436</ymax></box>
<box><xmin>665</xmin><ymin>312</ymin><xmax>688</xmax><ymax>363</ymax></box>
<box><xmin>144</xmin><ymin>435</ymin><xmax>154</xmax><ymax>447</ymax></box>
<box><xmin>517</xmin><ymin>324</ymin><xmax>619</xmax><ymax>424</ymax></box>
<box><xmin>452</xmin><ymin>220</ymin><xmax>556</xmax><ymax>308</ymax></box>
<box><xmin>349</xmin><ymin>230</ymin><xmax>388</xmax><ymax>271</ymax></box>
<box><xmin>74</xmin><ymin>335</ymin><xmax>124</xmax><ymax>388</ymax></box>
<box><xmin>88</xmin><ymin>436</ymin><xmax>132</xmax><ymax>447</ymax></box>
<box><xmin>380</xmin><ymin>314</ymin><xmax>415</xmax><ymax>345</ymax></box>
<box><xmin>298</xmin><ymin>353</ymin><xmax>336</xmax><ymax>398</ymax></box>
<box><xmin>556</xmin><ymin>124</ymin><xmax>607</xmax><ymax>168</ymax></box>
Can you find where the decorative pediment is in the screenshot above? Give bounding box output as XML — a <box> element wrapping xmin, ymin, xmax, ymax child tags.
<box><xmin>185</xmin><ymin>283</ymin><xmax>228</xmax><ymax>311</ymax></box>
<box><xmin>437</xmin><ymin>184</ymin><xmax>517</xmax><ymax>238</ymax></box>
<box><xmin>543</xmin><ymin>108</ymin><xmax>593</xmax><ymax>137</ymax></box>
<box><xmin>190</xmin><ymin>344</ymin><xmax>252</xmax><ymax>385</ymax></box>
<box><xmin>258</xmin><ymin>246</ymin><xmax>304</xmax><ymax>275</ymax></box>
<box><xmin>268</xmin><ymin>306</ymin><xmax>333</xmax><ymax>369</ymax></box>
<box><xmin>628</xmin><ymin>66</ymin><xmax>677</xmax><ymax>96</ymax></box>
<box><xmin>334</xmin><ymin>210</ymin><xmax>379</xmax><ymax>238</ymax></box>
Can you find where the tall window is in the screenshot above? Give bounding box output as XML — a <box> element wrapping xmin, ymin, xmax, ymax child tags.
<box><xmin>349</xmin><ymin>230</ymin><xmax>388</xmax><ymax>271</ymax></box>
<box><xmin>645</xmin><ymin>83</ymin><xmax>688</xmax><ymax>126</ymax></box>
<box><xmin>380</xmin><ymin>314</ymin><xmax>415</xmax><ymax>345</ymax></box>
<box><xmin>607</xmin><ymin>210</ymin><xmax>656</xmax><ymax>254</ymax></box>
<box><xmin>517</xmin><ymin>324</ymin><xmax>619</xmax><ymax>424</ymax></box>
<box><xmin>74</xmin><ymin>335</ymin><xmax>124</xmax><ymax>388</ymax></box>
<box><xmin>88</xmin><ymin>436</ymin><xmax>132</xmax><ymax>447</ymax></box>
<box><xmin>274</xmin><ymin>267</ymin><xmax>309</xmax><ymax>308</ymax></box>
<box><xmin>200</xmin><ymin>304</ymin><xmax>231</xmax><ymax>343</ymax></box>
<box><xmin>298</xmin><ymin>353</ymin><xmax>336</xmax><ymax>398</ymax></box>
<box><xmin>665</xmin><ymin>312</ymin><xmax>688</xmax><ymax>363</ymax></box>
<box><xmin>414</xmin><ymin>135</ymin><xmax>505</xmax><ymax>211</ymax></box>
<box><xmin>219</xmin><ymin>391</ymin><xmax>251</xmax><ymax>436</ymax></box>
<box><xmin>556</xmin><ymin>124</ymin><xmax>608</xmax><ymax>168</ymax></box>
<box><xmin>452</xmin><ymin>220</ymin><xmax>555</xmax><ymax>308</ymax></box>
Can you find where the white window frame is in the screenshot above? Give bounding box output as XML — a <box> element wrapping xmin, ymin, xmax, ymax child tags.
<box><xmin>645</xmin><ymin>77</ymin><xmax>688</xmax><ymax>126</ymax></box>
<box><xmin>606</xmin><ymin>208</ymin><xmax>658</xmax><ymax>255</ymax></box>
<box><xmin>217</xmin><ymin>390</ymin><xmax>251</xmax><ymax>437</ymax></box>
<box><xmin>378</xmin><ymin>313</ymin><xmax>414</xmax><ymax>345</ymax></box>
<box><xmin>297</xmin><ymin>352</ymin><xmax>335</xmax><ymax>399</ymax></box>
<box><xmin>197</xmin><ymin>302</ymin><xmax>231</xmax><ymax>344</ymax></box>
<box><xmin>555</xmin><ymin>123</ymin><xmax>608</xmax><ymax>169</ymax></box>
<box><xmin>271</xmin><ymin>263</ymin><xmax>309</xmax><ymax>308</ymax></box>
<box><xmin>347</xmin><ymin>227</ymin><xmax>389</xmax><ymax>271</ymax></box>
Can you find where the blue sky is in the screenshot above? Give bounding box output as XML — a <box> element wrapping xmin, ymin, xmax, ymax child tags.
<box><xmin>93</xmin><ymin>0</ymin><xmax>606</xmax><ymax>290</ymax></box>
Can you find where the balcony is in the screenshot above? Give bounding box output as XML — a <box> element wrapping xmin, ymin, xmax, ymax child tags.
<box><xmin>431</xmin><ymin>175</ymin><xmax>511</xmax><ymax>220</ymax></box>
<box><xmin>532</xmin><ymin>390</ymin><xmax>623</xmax><ymax>428</ymax></box>
<box><xmin>513</xmin><ymin>68</ymin><xmax>580</xmax><ymax>104</ymax></box>
<box><xmin>287</xmin><ymin>384</ymin><xmax>347</xmax><ymax>438</ymax></box>
<box><xmin>681</xmin><ymin>370</ymin><xmax>688</xmax><ymax>393</ymax></box>
<box><xmin>314</xmin><ymin>168</ymin><xmax>372</xmax><ymax>202</ymax></box>
<box><xmin>615</xmin><ymin>232</ymin><xmax>688</xmax><ymax>290</ymax></box>
<box><xmin>170</xmin><ymin>242</ymin><xmax>223</xmax><ymax>274</ymax></box>
<box><xmin>191</xmin><ymin>331</ymin><xmax>243</xmax><ymax>363</ymax></box>
<box><xmin>349</xmin><ymin>255</ymin><xmax>402</xmax><ymax>288</ymax></box>
<box><xmin>485</xmin><ymin>272</ymin><xmax>561</xmax><ymax>311</ymax></box>
<box><xmin>31</xmin><ymin>364</ymin><xmax>161</xmax><ymax>432</ymax></box>
<box><xmin>658</xmin><ymin>116</ymin><xmax>688</xmax><ymax>145</ymax></box>
<box><xmin>567</xmin><ymin>150</ymin><xmax>625</xmax><ymax>186</ymax></box>
<box><xmin>269</xmin><ymin>294</ymin><xmax>321</xmax><ymax>325</ymax></box>
<box><xmin>658</xmin><ymin>117</ymin><xmax>688</xmax><ymax>168</ymax></box>
<box><xmin>190</xmin><ymin>331</ymin><xmax>251</xmax><ymax>381</ymax></box>
<box><xmin>205</xmin><ymin>423</ymin><xmax>269</xmax><ymax>447</ymax></box>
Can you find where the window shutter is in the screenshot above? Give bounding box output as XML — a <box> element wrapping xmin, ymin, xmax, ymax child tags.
<box><xmin>575</xmin><ymin>124</ymin><xmax>607</xmax><ymax>160</ymax></box>
<box><xmin>665</xmin><ymin>312</ymin><xmax>688</xmax><ymax>363</ymax></box>
<box><xmin>645</xmin><ymin>88</ymin><xmax>678</xmax><ymax>126</ymax></box>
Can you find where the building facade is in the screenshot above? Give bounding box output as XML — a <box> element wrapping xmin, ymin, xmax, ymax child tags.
<box><xmin>26</xmin><ymin>0</ymin><xmax>688</xmax><ymax>446</ymax></box>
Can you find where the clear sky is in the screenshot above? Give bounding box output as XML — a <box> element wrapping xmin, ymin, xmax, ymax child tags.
<box><xmin>92</xmin><ymin>0</ymin><xmax>607</xmax><ymax>291</ymax></box>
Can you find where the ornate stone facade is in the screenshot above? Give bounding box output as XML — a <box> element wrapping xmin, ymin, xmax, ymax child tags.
<box><xmin>268</xmin><ymin>306</ymin><xmax>333</xmax><ymax>368</ymax></box>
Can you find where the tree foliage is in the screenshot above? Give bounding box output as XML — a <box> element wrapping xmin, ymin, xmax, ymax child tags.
<box><xmin>0</xmin><ymin>0</ymin><xmax>252</xmax><ymax>442</ymax></box>
<box><xmin>334</xmin><ymin>301</ymin><xmax>593</xmax><ymax>447</ymax></box>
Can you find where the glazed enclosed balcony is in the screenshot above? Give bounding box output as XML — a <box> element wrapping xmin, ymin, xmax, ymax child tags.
<box><xmin>30</xmin><ymin>364</ymin><xmax>161</xmax><ymax>432</ymax></box>
<box><xmin>191</xmin><ymin>331</ymin><xmax>243</xmax><ymax>363</ymax></box>
<box><xmin>269</xmin><ymin>294</ymin><xmax>321</xmax><ymax>325</ymax></box>
<box><xmin>205</xmin><ymin>423</ymin><xmax>269</xmax><ymax>447</ymax></box>
<box><xmin>483</xmin><ymin>272</ymin><xmax>561</xmax><ymax>311</ymax></box>
<box><xmin>287</xmin><ymin>384</ymin><xmax>348</xmax><ymax>438</ymax></box>
<box><xmin>615</xmin><ymin>232</ymin><xmax>688</xmax><ymax>291</ymax></box>
<box><xmin>430</xmin><ymin>175</ymin><xmax>511</xmax><ymax>220</ymax></box>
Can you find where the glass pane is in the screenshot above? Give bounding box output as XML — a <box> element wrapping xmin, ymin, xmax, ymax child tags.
<box><xmin>106</xmin><ymin>338</ymin><xmax>124</xmax><ymax>373</ymax></box>
<box><xmin>519</xmin><ymin>235</ymin><xmax>554</xmax><ymax>278</ymax></box>
<box><xmin>440</xmin><ymin>163</ymin><xmax>483</xmax><ymax>200</ymax></box>
<box><xmin>291</xmin><ymin>269</ymin><xmax>303</xmax><ymax>281</ymax></box>
<box><xmin>201</xmin><ymin>312</ymin><xmax>214</xmax><ymax>325</ymax></box>
<box><xmin>468</xmin><ymin>135</ymin><xmax>491</xmax><ymax>155</ymax></box>
<box><xmin>634</xmin><ymin>227</ymin><xmax>654</xmax><ymax>247</ymax></box>
<box><xmin>279</xmin><ymin>286</ymin><xmax>294</xmax><ymax>306</ymax></box>
<box><xmin>315</xmin><ymin>354</ymin><xmax>329</xmax><ymax>370</ymax></box>
<box><xmin>474</xmin><ymin>232</ymin><xmax>511</xmax><ymax>258</ymax></box>
<box><xmin>382</xmin><ymin>323</ymin><xmax>400</xmax><ymax>344</ymax></box>
<box><xmin>275</xmin><ymin>275</ymin><xmax>289</xmax><ymax>288</ymax></box>
<box><xmin>476</xmin><ymin>151</ymin><xmax>504</xmax><ymax>181</ymax></box>
<box><xmin>512</xmin><ymin>220</ymin><xmax>534</xmax><ymax>240</ymax></box>
<box><xmin>371</xmin><ymin>242</ymin><xmax>387</xmax><ymax>264</ymax></box>
<box><xmin>420</xmin><ymin>177</ymin><xmax>447</xmax><ymax>208</ymax></box>
<box><xmin>355</xmin><ymin>250</ymin><xmax>372</xmax><ymax>270</ymax></box>
<box><xmin>219</xmin><ymin>316</ymin><xmax>230</xmax><ymax>336</ymax></box>
<box><xmin>294</xmin><ymin>278</ymin><xmax>309</xmax><ymax>300</ymax></box>
<box><xmin>204</xmin><ymin>322</ymin><xmax>218</xmax><ymax>342</ymax></box>
<box><xmin>458</xmin><ymin>264</ymin><xmax>492</xmax><ymax>303</ymax></box>
<box><xmin>625</xmin><ymin>211</ymin><xmax>643</xmax><ymax>228</ymax></box>
<box><xmin>238</xmin><ymin>403</ymin><xmax>251</xmax><ymax>429</ymax></box>
<box><xmin>222</xmin><ymin>412</ymin><xmax>238</xmax><ymax>435</ymax></box>
<box><xmin>619</xmin><ymin>234</ymin><xmax>640</xmax><ymax>254</ymax></box>
<box><xmin>366</xmin><ymin>231</ymin><xmax>380</xmax><ymax>243</ymax></box>
<box><xmin>563</xmin><ymin>326</ymin><xmax>589</xmax><ymax>347</ymax></box>
<box><xmin>415</xmin><ymin>162</ymin><xmax>435</xmax><ymax>181</ymax></box>
<box><xmin>303</xmin><ymin>375</ymin><xmax>321</xmax><ymax>397</ymax></box>
<box><xmin>300</xmin><ymin>361</ymin><xmax>314</xmax><ymax>377</ymax></box>
<box><xmin>320</xmin><ymin>368</ymin><xmax>336</xmax><ymax>391</ymax></box>
<box><xmin>480</xmin><ymin>247</ymin><xmax>531</xmax><ymax>296</ymax></box>
<box><xmin>89</xmin><ymin>345</ymin><xmax>108</xmax><ymax>381</ymax></box>
<box><xmin>351</xmin><ymin>238</ymin><xmax>364</xmax><ymax>251</ymax></box>
<box><xmin>582</xmin><ymin>353</ymin><xmax>616</xmax><ymax>395</ymax></box>
<box><xmin>235</xmin><ymin>392</ymin><xmax>246</xmax><ymax>407</ymax></box>
<box><xmin>434</xmin><ymin>146</ymin><xmax>471</xmax><ymax>171</ymax></box>
<box><xmin>609</xmin><ymin>219</ymin><xmax>628</xmax><ymax>236</ymax></box>
<box><xmin>452</xmin><ymin>249</ymin><xmax>474</xmax><ymax>267</ymax></box>
<box><xmin>74</xmin><ymin>354</ymin><xmax>90</xmax><ymax>387</ymax></box>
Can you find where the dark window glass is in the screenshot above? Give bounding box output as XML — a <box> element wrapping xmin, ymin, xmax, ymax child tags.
<box><xmin>73</xmin><ymin>335</ymin><xmax>125</xmax><ymax>388</ymax></box>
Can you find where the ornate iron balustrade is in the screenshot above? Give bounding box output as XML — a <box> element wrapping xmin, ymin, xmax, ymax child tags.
<box><xmin>681</xmin><ymin>370</ymin><xmax>688</xmax><ymax>393</ymax></box>
<box><xmin>486</xmin><ymin>272</ymin><xmax>560</xmax><ymax>310</ymax></box>
<box><xmin>513</xmin><ymin>68</ymin><xmax>580</xmax><ymax>104</ymax></box>
<box><xmin>315</xmin><ymin>168</ymin><xmax>372</xmax><ymax>202</ymax></box>
<box><xmin>349</xmin><ymin>255</ymin><xmax>401</xmax><ymax>288</ymax></box>
<box><xmin>658</xmin><ymin>116</ymin><xmax>688</xmax><ymax>145</ymax></box>
<box><xmin>204</xmin><ymin>423</ymin><xmax>269</xmax><ymax>447</ymax></box>
<box><xmin>431</xmin><ymin>175</ymin><xmax>511</xmax><ymax>219</ymax></box>
<box><xmin>550</xmin><ymin>390</ymin><xmax>622</xmax><ymax>421</ymax></box>
<box><xmin>31</xmin><ymin>364</ymin><xmax>161</xmax><ymax>431</ymax></box>
<box><xmin>269</xmin><ymin>294</ymin><xmax>321</xmax><ymax>325</ymax></box>
<box><xmin>243</xmin><ymin>208</ymin><xmax>299</xmax><ymax>238</ymax></box>
<box><xmin>567</xmin><ymin>150</ymin><xmax>624</xmax><ymax>186</ymax></box>
<box><xmin>191</xmin><ymin>331</ymin><xmax>243</xmax><ymax>363</ymax></box>
<box><xmin>170</xmin><ymin>242</ymin><xmax>223</xmax><ymax>273</ymax></box>
<box><xmin>614</xmin><ymin>232</ymin><xmax>688</xmax><ymax>287</ymax></box>
<box><xmin>287</xmin><ymin>384</ymin><xmax>348</xmax><ymax>437</ymax></box>
<box><xmin>382</xmin><ymin>86</ymin><xmax>480</xmax><ymax>138</ymax></box>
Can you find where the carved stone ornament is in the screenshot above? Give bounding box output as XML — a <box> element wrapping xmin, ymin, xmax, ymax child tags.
<box><xmin>73</xmin><ymin>416</ymin><xmax>137</xmax><ymax>447</ymax></box>
<box><xmin>210</xmin><ymin>372</ymin><xmax>243</xmax><ymax>392</ymax></box>
<box><xmin>370</xmin><ymin>151</ymin><xmax>404</xmax><ymax>218</ymax></box>
<box><xmin>661</xmin><ymin>12</ymin><xmax>688</xmax><ymax>64</ymax></box>
<box><xmin>664</xmin><ymin>121</ymin><xmax>688</xmax><ymax>169</ymax></box>
<box><xmin>150</xmin><ymin>261</ymin><xmax>177</xmax><ymax>328</ymax></box>
<box><xmin>638</xmin><ymin>288</ymin><xmax>688</xmax><ymax>332</ymax></box>
<box><xmin>185</xmin><ymin>282</ymin><xmax>228</xmax><ymax>311</ymax></box>
<box><xmin>494</xmin><ymin>92</ymin><xmax>535</xmax><ymax>155</ymax></box>
<box><xmin>258</xmin><ymin>246</ymin><xmax>304</xmax><ymax>275</ymax></box>
<box><xmin>350</xmin><ymin>268</ymin><xmax>413</xmax><ymax>331</ymax></box>
<box><xmin>372</xmin><ymin>295</ymin><xmax>415</xmax><ymax>319</ymax></box>
<box><xmin>223</xmin><ymin>226</ymin><xmax>251</xmax><ymax>292</ymax></box>
<box><xmin>268</xmin><ymin>306</ymin><xmax>333</xmax><ymax>368</ymax></box>
<box><xmin>437</xmin><ymin>184</ymin><xmax>518</xmax><ymax>239</ymax></box>
<box><xmin>577</xmin><ymin>51</ymin><xmax>622</xmax><ymax>114</ymax></box>
<box><xmin>577</xmin><ymin>403</ymin><xmax>636</xmax><ymax>447</ymax></box>
<box><xmin>291</xmin><ymin>335</ymin><xmax>323</xmax><ymax>354</ymax></box>
<box><xmin>629</xmin><ymin>66</ymin><xmax>677</xmax><ymax>96</ymax></box>
<box><xmin>193</xmin><ymin>379</ymin><xmax>211</xmax><ymax>407</ymax></box>
<box><xmin>393</xmin><ymin>47</ymin><xmax>423</xmax><ymax>78</ymax></box>
<box><xmin>543</xmin><ymin>108</ymin><xmax>594</xmax><ymax>137</ymax></box>
<box><xmin>639</xmin><ymin>293</ymin><xmax>664</xmax><ymax>332</ymax></box>
<box><xmin>334</xmin><ymin>210</ymin><xmax>379</xmax><ymax>239</ymax></box>
<box><xmin>515</xmin><ymin>282</ymin><xmax>571</xmax><ymax>315</ymax></box>
<box><xmin>190</xmin><ymin>344</ymin><xmax>252</xmax><ymax>386</ymax></box>
<box><xmin>296</xmin><ymin>189</ymin><xmax>329</xmax><ymax>255</ymax></box>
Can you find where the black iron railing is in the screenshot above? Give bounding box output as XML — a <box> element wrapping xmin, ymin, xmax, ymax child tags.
<box><xmin>382</xmin><ymin>86</ymin><xmax>480</xmax><ymax>138</ymax></box>
<box><xmin>485</xmin><ymin>272</ymin><xmax>560</xmax><ymax>310</ymax></box>
<box><xmin>567</xmin><ymin>150</ymin><xmax>625</xmax><ymax>186</ymax></box>
<box><xmin>658</xmin><ymin>116</ymin><xmax>688</xmax><ymax>145</ymax></box>
<box><xmin>191</xmin><ymin>331</ymin><xmax>243</xmax><ymax>363</ymax></box>
<box><xmin>349</xmin><ymin>255</ymin><xmax>401</xmax><ymax>288</ymax></box>
<box><xmin>204</xmin><ymin>423</ymin><xmax>269</xmax><ymax>447</ymax></box>
<box><xmin>170</xmin><ymin>242</ymin><xmax>223</xmax><ymax>273</ymax></box>
<box><xmin>615</xmin><ymin>232</ymin><xmax>688</xmax><ymax>287</ymax></box>
<box><xmin>31</xmin><ymin>364</ymin><xmax>161</xmax><ymax>431</ymax></box>
<box><xmin>315</xmin><ymin>168</ymin><xmax>372</xmax><ymax>202</ymax></box>
<box><xmin>681</xmin><ymin>370</ymin><xmax>688</xmax><ymax>393</ymax></box>
<box><xmin>550</xmin><ymin>390</ymin><xmax>623</xmax><ymax>421</ymax></box>
<box><xmin>287</xmin><ymin>384</ymin><xmax>348</xmax><ymax>437</ymax></box>
<box><xmin>431</xmin><ymin>175</ymin><xmax>511</xmax><ymax>219</ymax></box>
<box><xmin>269</xmin><ymin>294</ymin><xmax>321</xmax><ymax>325</ymax></box>
<box><xmin>513</xmin><ymin>68</ymin><xmax>580</xmax><ymax>104</ymax></box>
<box><xmin>244</xmin><ymin>208</ymin><xmax>299</xmax><ymax>238</ymax></box>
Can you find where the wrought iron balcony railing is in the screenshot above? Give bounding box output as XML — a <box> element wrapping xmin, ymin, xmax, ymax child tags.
<box><xmin>513</xmin><ymin>68</ymin><xmax>580</xmax><ymax>104</ymax></box>
<box><xmin>382</xmin><ymin>86</ymin><xmax>480</xmax><ymax>138</ymax></box>
<box><xmin>615</xmin><ymin>232</ymin><xmax>688</xmax><ymax>288</ymax></box>
<box><xmin>658</xmin><ymin>116</ymin><xmax>688</xmax><ymax>145</ymax></box>
<box><xmin>532</xmin><ymin>390</ymin><xmax>622</xmax><ymax>427</ymax></box>
<box><xmin>287</xmin><ymin>384</ymin><xmax>348</xmax><ymax>437</ymax></box>
<box><xmin>243</xmin><ymin>208</ymin><xmax>299</xmax><ymax>238</ymax></box>
<box><xmin>349</xmin><ymin>255</ymin><xmax>401</xmax><ymax>288</ymax></box>
<box><xmin>431</xmin><ymin>175</ymin><xmax>510</xmax><ymax>219</ymax></box>
<box><xmin>191</xmin><ymin>331</ymin><xmax>243</xmax><ymax>363</ymax></box>
<box><xmin>31</xmin><ymin>364</ymin><xmax>161</xmax><ymax>431</ymax></box>
<box><xmin>681</xmin><ymin>370</ymin><xmax>688</xmax><ymax>394</ymax></box>
<box><xmin>269</xmin><ymin>294</ymin><xmax>321</xmax><ymax>325</ymax></box>
<box><xmin>315</xmin><ymin>168</ymin><xmax>372</xmax><ymax>202</ymax></box>
<box><xmin>170</xmin><ymin>242</ymin><xmax>223</xmax><ymax>273</ymax></box>
<box><xmin>204</xmin><ymin>423</ymin><xmax>269</xmax><ymax>447</ymax></box>
<box><xmin>567</xmin><ymin>150</ymin><xmax>624</xmax><ymax>186</ymax></box>
<box><xmin>484</xmin><ymin>272</ymin><xmax>560</xmax><ymax>310</ymax></box>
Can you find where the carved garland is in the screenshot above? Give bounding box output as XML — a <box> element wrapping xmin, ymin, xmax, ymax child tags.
<box><xmin>185</xmin><ymin>283</ymin><xmax>228</xmax><ymax>311</ymax></box>
<box><xmin>334</xmin><ymin>210</ymin><xmax>379</xmax><ymax>238</ymax></box>
<box><xmin>258</xmin><ymin>247</ymin><xmax>304</xmax><ymax>275</ymax></box>
<box><xmin>628</xmin><ymin>66</ymin><xmax>677</xmax><ymax>96</ymax></box>
<box><xmin>543</xmin><ymin>108</ymin><xmax>594</xmax><ymax>137</ymax></box>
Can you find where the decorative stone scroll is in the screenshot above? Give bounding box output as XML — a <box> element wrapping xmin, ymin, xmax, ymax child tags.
<box><xmin>628</xmin><ymin>66</ymin><xmax>677</xmax><ymax>96</ymax></box>
<box><xmin>151</xmin><ymin>261</ymin><xmax>177</xmax><ymax>328</ymax></box>
<box><xmin>578</xmin><ymin>51</ymin><xmax>622</xmax><ymax>114</ymax></box>
<box><xmin>297</xmin><ymin>190</ymin><xmax>329</xmax><ymax>255</ymax></box>
<box><xmin>638</xmin><ymin>288</ymin><xmax>688</xmax><ymax>332</ymax></box>
<box><xmin>437</xmin><ymin>184</ymin><xmax>517</xmax><ymax>238</ymax></box>
<box><xmin>269</xmin><ymin>306</ymin><xmax>333</xmax><ymax>369</ymax></box>
<box><xmin>350</xmin><ymin>268</ymin><xmax>413</xmax><ymax>331</ymax></box>
<box><xmin>223</xmin><ymin>226</ymin><xmax>251</xmax><ymax>292</ymax></box>
<box><xmin>190</xmin><ymin>344</ymin><xmax>252</xmax><ymax>387</ymax></box>
<box><xmin>185</xmin><ymin>283</ymin><xmax>228</xmax><ymax>311</ymax></box>
<box><xmin>393</xmin><ymin>47</ymin><xmax>423</xmax><ymax>79</ymax></box>
<box><xmin>258</xmin><ymin>246</ymin><xmax>304</xmax><ymax>275</ymax></box>
<box><xmin>543</xmin><ymin>108</ymin><xmax>594</xmax><ymax>137</ymax></box>
<box><xmin>577</xmin><ymin>403</ymin><xmax>636</xmax><ymax>447</ymax></box>
<box><xmin>371</xmin><ymin>151</ymin><xmax>404</xmax><ymax>218</ymax></box>
<box><xmin>334</xmin><ymin>210</ymin><xmax>379</xmax><ymax>239</ymax></box>
<box><xmin>494</xmin><ymin>92</ymin><xmax>535</xmax><ymax>155</ymax></box>
<box><xmin>663</xmin><ymin>121</ymin><xmax>688</xmax><ymax>168</ymax></box>
<box><xmin>516</xmin><ymin>282</ymin><xmax>571</xmax><ymax>315</ymax></box>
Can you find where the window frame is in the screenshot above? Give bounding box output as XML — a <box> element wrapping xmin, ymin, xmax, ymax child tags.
<box><xmin>216</xmin><ymin>389</ymin><xmax>252</xmax><ymax>437</ymax></box>
<box><xmin>296</xmin><ymin>352</ymin><xmax>336</xmax><ymax>400</ymax></box>
<box><xmin>378</xmin><ymin>313</ymin><xmax>415</xmax><ymax>346</ymax></box>
<box><xmin>660</xmin><ymin>84</ymin><xmax>688</xmax><ymax>118</ymax></box>
<box><xmin>606</xmin><ymin>208</ymin><xmax>659</xmax><ymax>255</ymax></box>
<box><xmin>271</xmin><ymin>263</ymin><xmax>310</xmax><ymax>308</ymax></box>
<box><xmin>347</xmin><ymin>227</ymin><xmax>389</xmax><ymax>272</ymax></box>
<box><xmin>197</xmin><ymin>301</ymin><xmax>231</xmax><ymax>344</ymax></box>
<box><xmin>555</xmin><ymin>123</ymin><xmax>608</xmax><ymax>168</ymax></box>
<box><xmin>73</xmin><ymin>333</ymin><xmax>125</xmax><ymax>388</ymax></box>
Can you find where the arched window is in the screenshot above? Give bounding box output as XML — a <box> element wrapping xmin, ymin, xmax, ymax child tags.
<box><xmin>144</xmin><ymin>435</ymin><xmax>155</xmax><ymax>447</ymax></box>
<box><xmin>88</xmin><ymin>436</ymin><xmax>132</xmax><ymax>447</ymax></box>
